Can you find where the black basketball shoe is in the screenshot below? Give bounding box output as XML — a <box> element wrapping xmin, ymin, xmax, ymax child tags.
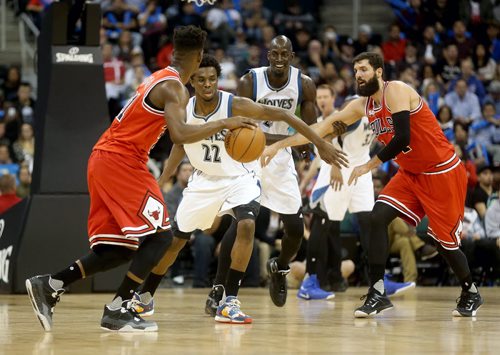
<box><xmin>354</xmin><ymin>288</ymin><xmax>394</xmax><ymax>318</ymax></box>
<box><xmin>26</xmin><ymin>275</ymin><xmax>65</xmax><ymax>331</ymax></box>
<box><xmin>453</xmin><ymin>289</ymin><xmax>483</xmax><ymax>317</ymax></box>
<box><xmin>101</xmin><ymin>298</ymin><xmax>158</xmax><ymax>332</ymax></box>
<box><xmin>205</xmin><ymin>285</ymin><xmax>225</xmax><ymax>317</ymax></box>
<box><xmin>266</xmin><ymin>257</ymin><xmax>290</xmax><ymax>307</ymax></box>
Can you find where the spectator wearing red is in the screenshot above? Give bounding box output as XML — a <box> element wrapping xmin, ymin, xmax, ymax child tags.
<box><xmin>382</xmin><ymin>23</ymin><xmax>407</xmax><ymax>64</ymax></box>
<box><xmin>0</xmin><ymin>174</ymin><xmax>21</xmax><ymax>214</ymax></box>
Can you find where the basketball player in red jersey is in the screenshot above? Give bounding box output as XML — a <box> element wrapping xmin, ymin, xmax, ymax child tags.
<box><xmin>25</xmin><ymin>25</ymin><xmax>262</xmax><ymax>333</ymax></box>
<box><xmin>262</xmin><ymin>52</ymin><xmax>483</xmax><ymax>318</ymax></box>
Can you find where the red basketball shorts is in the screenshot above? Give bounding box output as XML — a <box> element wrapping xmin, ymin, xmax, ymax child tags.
<box><xmin>377</xmin><ymin>163</ymin><xmax>467</xmax><ymax>250</ymax></box>
<box><xmin>87</xmin><ymin>150</ymin><xmax>170</xmax><ymax>250</ymax></box>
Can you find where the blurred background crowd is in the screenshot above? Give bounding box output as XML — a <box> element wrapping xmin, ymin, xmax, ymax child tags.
<box><xmin>0</xmin><ymin>0</ymin><xmax>499</xmax><ymax>290</ymax></box>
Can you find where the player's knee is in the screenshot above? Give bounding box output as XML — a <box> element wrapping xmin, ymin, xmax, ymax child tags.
<box><xmin>283</xmin><ymin>215</ymin><xmax>304</xmax><ymax>242</ymax></box>
<box><xmin>371</xmin><ymin>203</ymin><xmax>396</xmax><ymax>227</ymax></box>
<box><xmin>237</xmin><ymin>218</ymin><xmax>255</xmax><ymax>239</ymax></box>
<box><xmin>144</xmin><ymin>231</ymin><xmax>174</xmax><ymax>266</ymax></box>
<box><xmin>93</xmin><ymin>244</ymin><xmax>135</xmax><ymax>263</ymax></box>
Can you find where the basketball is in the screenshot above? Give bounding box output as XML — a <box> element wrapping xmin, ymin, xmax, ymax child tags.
<box><xmin>225</xmin><ymin>126</ymin><xmax>266</xmax><ymax>163</ymax></box>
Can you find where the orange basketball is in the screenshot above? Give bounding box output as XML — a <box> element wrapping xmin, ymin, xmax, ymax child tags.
<box><xmin>224</xmin><ymin>126</ymin><xmax>266</xmax><ymax>163</ymax></box>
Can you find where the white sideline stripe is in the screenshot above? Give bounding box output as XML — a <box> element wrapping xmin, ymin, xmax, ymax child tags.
<box><xmin>377</xmin><ymin>200</ymin><xmax>419</xmax><ymax>226</ymax></box>
<box><xmin>91</xmin><ymin>241</ymin><xmax>139</xmax><ymax>249</ymax></box>
<box><xmin>422</xmin><ymin>160</ymin><xmax>461</xmax><ymax>175</ymax></box>
<box><xmin>89</xmin><ymin>234</ymin><xmax>139</xmax><ymax>242</ymax></box>
<box><xmin>378</xmin><ymin>194</ymin><xmax>421</xmax><ymax>223</ymax></box>
<box><xmin>121</xmin><ymin>224</ymin><xmax>149</xmax><ymax>232</ymax></box>
<box><xmin>435</xmin><ymin>153</ymin><xmax>457</xmax><ymax>167</ymax></box>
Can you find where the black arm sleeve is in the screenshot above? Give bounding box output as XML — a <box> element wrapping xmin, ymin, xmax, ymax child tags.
<box><xmin>376</xmin><ymin>110</ymin><xmax>411</xmax><ymax>163</ymax></box>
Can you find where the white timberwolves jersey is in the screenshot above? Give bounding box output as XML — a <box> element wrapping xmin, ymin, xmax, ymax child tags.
<box><xmin>332</xmin><ymin>116</ymin><xmax>373</xmax><ymax>166</ymax></box>
<box><xmin>184</xmin><ymin>91</ymin><xmax>259</xmax><ymax>177</ymax></box>
<box><xmin>250</xmin><ymin>66</ymin><xmax>303</xmax><ymax>214</ymax></box>
<box><xmin>251</xmin><ymin>66</ymin><xmax>302</xmax><ymax>135</ymax></box>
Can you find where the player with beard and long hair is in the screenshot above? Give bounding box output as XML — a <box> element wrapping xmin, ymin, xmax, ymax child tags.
<box><xmin>261</xmin><ymin>52</ymin><xmax>483</xmax><ymax>318</ymax></box>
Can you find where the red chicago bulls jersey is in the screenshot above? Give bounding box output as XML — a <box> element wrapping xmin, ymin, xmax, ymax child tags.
<box><xmin>365</xmin><ymin>82</ymin><xmax>458</xmax><ymax>174</ymax></box>
<box><xmin>93</xmin><ymin>66</ymin><xmax>181</xmax><ymax>163</ymax></box>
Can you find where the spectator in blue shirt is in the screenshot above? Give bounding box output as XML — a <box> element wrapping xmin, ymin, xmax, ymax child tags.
<box><xmin>448</xmin><ymin>58</ymin><xmax>487</xmax><ymax>104</ymax></box>
<box><xmin>444</xmin><ymin>78</ymin><xmax>482</xmax><ymax>125</ymax></box>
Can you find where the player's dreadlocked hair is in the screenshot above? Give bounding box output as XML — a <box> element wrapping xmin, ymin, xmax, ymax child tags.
<box><xmin>198</xmin><ymin>54</ymin><xmax>222</xmax><ymax>77</ymax></box>
<box><xmin>352</xmin><ymin>52</ymin><xmax>384</xmax><ymax>71</ymax></box>
<box><xmin>173</xmin><ymin>25</ymin><xmax>207</xmax><ymax>52</ymax></box>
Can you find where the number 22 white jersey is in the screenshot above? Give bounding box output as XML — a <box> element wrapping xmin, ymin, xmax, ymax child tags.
<box><xmin>183</xmin><ymin>90</ymin><xmax>259</xmax><ymax>177</ymax></box>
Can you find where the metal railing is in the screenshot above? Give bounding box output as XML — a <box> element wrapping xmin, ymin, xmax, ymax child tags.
<box><xmin>18</xmin><ymin>13</ymin><xmax>39</xmax><ymax>70</ymax></box>
<box><xmin>1</xmin><ymin>0</ymin><xmax>6</xmax><ymax>50</ymax></box>
<box><xmin>352</xmin><ymin>0</ymin><xmax>361</xmax><ymax>39</ymax></box>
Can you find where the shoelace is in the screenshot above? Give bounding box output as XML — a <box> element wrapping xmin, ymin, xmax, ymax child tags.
<box><xmin>359</xmin><ymin>293</ymin><xmax>378</xmax><ymax>307</ymax></box>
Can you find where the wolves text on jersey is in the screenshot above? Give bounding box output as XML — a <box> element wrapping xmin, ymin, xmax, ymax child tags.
<box><xmin>204</xmin><ymin>130</ymin><xmax>226</xmax><ymax>143</ymax></box>
<box><xmin>258</xmin><ymin>97</ymin><xmax>294</xmax><ymax>110</ymax></box>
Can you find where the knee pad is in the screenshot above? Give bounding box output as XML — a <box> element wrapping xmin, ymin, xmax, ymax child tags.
<box><xmin>128</xmin><ymin>231</ymin><xmax>174</xmax><ymax>279</ymax></box>
<box><xmin>234</xmin><ymin>200</ymin><xmax>260</xmax><ymax>222</ymax></box>
<box><xmin>81</xmin><ymin>245</ymin><xmax>135</xmax><ymax>276</ymax></box>
<box><xmin>171</xmin><ymin>219</ymin><xmax>193</xmax><ymax>240</ymax></box>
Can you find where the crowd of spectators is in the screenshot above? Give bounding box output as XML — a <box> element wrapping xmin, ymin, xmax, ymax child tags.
<box><xmin>1</xmin><ymin>0</ymin><xmax>499</xmax><ymax>286</ymax></box>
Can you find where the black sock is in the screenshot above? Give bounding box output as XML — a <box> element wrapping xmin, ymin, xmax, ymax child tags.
<box><xmin>436</xmin><ymin>245</ymin><xmax>474</xmax><ymax>292</ymax></box>
<box><xmin>141</xmin><ymin>272</ymin><xmax>164</xmax><ymax>296</ymax></box>
<box><xmin>52</xmin><ymin>262</ymin><xmax>83</xmax><ymax>287</ymax></box>
<box><xmin>214</xmin><ymin>221</ymin><xmax>237</xmax><ymax>285</ymax></box>
<box><xmin>225</xmin><ymin>269</ymin><xmax>245</xmax><ymax>297</ymax></box>
<box><xmin>115</xmin><ymin>276</ymin><xmax>142</xmax><ymax>301</ymax></box>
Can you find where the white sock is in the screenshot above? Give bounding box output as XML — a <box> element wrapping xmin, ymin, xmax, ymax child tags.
<box><xmin>468</xmin><ymin>283</ymin><xmax>478</xmax><ymax>293</ymax></box>
<box><xmin>108</xmin><ymin>297</ymin><xmax>123</xmax><ymax>310</ymax></box>
<box><xmin>140</xmin><ymin>292</ymin><xmax>152</xmax><ymax>303</ymax></box>
<box><xmin>373</xmin><ymin>279</ymin><xmax>385</xmax><ymax>294</ymax></box>
<box><xmin>49</xmin><ymin>277</ymin><xmax>64</xmax><ymax>290</ymax></box>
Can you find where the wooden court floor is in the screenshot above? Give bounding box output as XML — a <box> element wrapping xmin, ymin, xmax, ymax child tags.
<box><xmin>0</xmin><ymin>287</ymin><xmax>499</xmax><ymax>354</ymax></box>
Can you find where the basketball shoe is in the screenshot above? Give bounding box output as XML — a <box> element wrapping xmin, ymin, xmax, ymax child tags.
<box><xmin>354</xmin><ymin>288</ymin><xmax>394</xmax><ymax>318</ymax></box>
<box><xmin>215</xmin><ymin>296</ymin><xmax>252</xmax><ymax>324</ymax></box>
<box><xmin>384</xmin><ymin>275</ymin><xmax>416</xmax><ymax>297</ymax></box>
<box><xmin>205</xmin><ymin>284</ymin><xmax>225</xmax><ymax>317</ymax></box>
<box><xmin>101</xmin><ymin>297</ymin><xmax>158</xmax><ymax>332</ymax></box>
<box><xmin>297</xmin><ymin>274</ymin><xmax>335</xmax><ymax>300</ymax></box>
<box><xmin>266</xmin><ymin>257</ymin><xmax>290</xmax><ymax>307</ymax></box>
<box><xmin>131</xmin><ymin>292</ymin><xmax>154</xmax><ymax>317</ymax></box>
<box><xmin>453</xmin><ymin>289</ymin><xmax>483</xmax><ymax>317</ymax></box>
<box><xmin>26</xmin><ymin>275</ymin><xmax>65</xmax><ymax>331</ymax></box>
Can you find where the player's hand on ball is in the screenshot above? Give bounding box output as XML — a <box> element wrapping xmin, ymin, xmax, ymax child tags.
<box><xmin>348</xmin><ymin>164</ymin><xmax>371</xmax><ymax>186</ymax></box>
<box><xmin>330</xmin><ymin>164</ymin><xmax>343</xmax><ymax>191</ymax></box>
<box><xmin>260</xmin><ymin>144</ymin><xmax>279</xmax><ymax>167</ymax></box>
<box><xmin>223</xmin><ymin>116</ymin><xmax>258</xmax><ymax>130</ymax></box>
<box><xmin>317</xmin><ymin>141</ymin><xmax>348</xmax><ymax>169</ymax></box>
<box><xmin>331</xmin><ymin>121</ymin><xmax>348</xmax><ymax>136</ymax></box>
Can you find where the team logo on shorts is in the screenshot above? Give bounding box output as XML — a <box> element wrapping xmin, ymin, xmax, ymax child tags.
<box><xmin>139</xmin><ymin>192</ymin><xmax>168</xmax><ymax>230</ymax></box>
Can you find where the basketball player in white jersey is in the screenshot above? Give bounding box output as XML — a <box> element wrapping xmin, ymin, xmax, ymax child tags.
<box><xmin>204</xmin><ymin>35</ymin><xmax>325</xmax><ymax>312</ymax></box>
<box><xmin>301</xmin><ymin>90</ymin><xmax>375</xmax><ymax>299</ymax></box>
<box><xmin>132</xmin><ymin>55</ymin><xmax>346</xmax><ymax>324</ymax></box>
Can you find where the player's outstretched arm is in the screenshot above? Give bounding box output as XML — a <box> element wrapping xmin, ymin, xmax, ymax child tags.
<box><xmin>259</xmin><ymin>98</ymin><xmax>364</xmax><ymax>166</ymax></box>
<box><xmin>348</xmin><ymin>82</ymin><xmax>411</xmax><ymax>185</ymax></box>
<box><xmin>158</xmin><ymin>144</ymin><xmax>186</xmax><ymax>187</ymax></box>
<box><xmin>150</xmin><ymin>80</ymin><xmax>257</xmax><ymax>144</ymax></box>
<box><xmin>233</xmin><ymin>96</ymin><xmax>348</xmax><ymax>168</ymax></box>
